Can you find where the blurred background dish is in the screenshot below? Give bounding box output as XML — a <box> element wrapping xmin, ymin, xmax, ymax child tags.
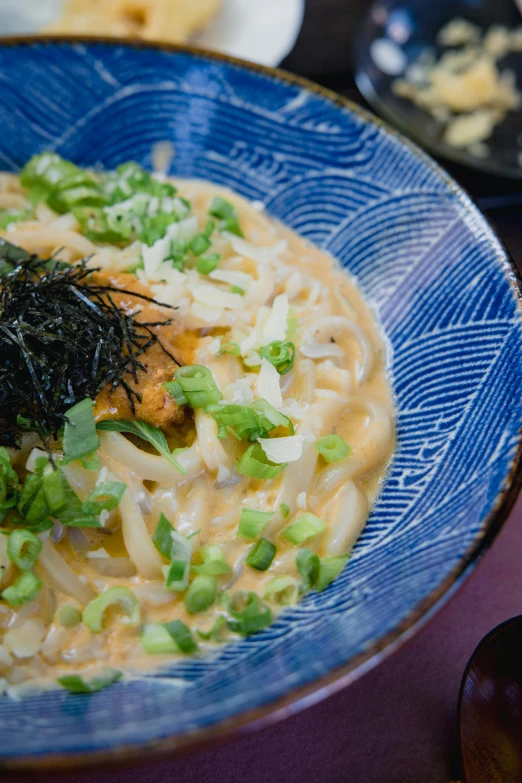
<box><xmin>355</xmin><ymin>0</ymin><xmax>522</xmax><ymax>178</ymax></box>
<box><xmin>0</xmin><ymin>0</ymin><xmax>304</xmax><ymax>67</ymax></box>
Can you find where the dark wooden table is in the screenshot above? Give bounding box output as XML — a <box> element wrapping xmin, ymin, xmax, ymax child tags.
<box><xmin>18</xmin><ymin>3</ymin><xmax>522</xmax><ymax>782</ymax></box>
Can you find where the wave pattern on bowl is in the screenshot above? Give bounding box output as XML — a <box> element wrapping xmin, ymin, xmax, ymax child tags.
<box><xmin>0</xmin><ymin>41</ymin><xmax>520</xmax><ymax>761</ymax></box>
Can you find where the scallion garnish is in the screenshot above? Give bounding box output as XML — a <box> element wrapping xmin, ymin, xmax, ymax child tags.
<box><xmin>197</xmin><ymin>615</ymin><xmax>229</xmax><ymax>642</ymax></box>
<box><xmin>237</xmin><ymin>443</ymin><xmax>286</xmax><ymax>480</ymax></box>
<box><xmin>174</xmin><ymin>365</ymin><xmax>223</xmax><ymax>409</ymax></box>
<box><xmin>238</xmin><ymin>507</ymin><xmax>273</xmax><ymax>539</ymax></box>
<box><xmin>184</xmin><ymin>575</ymin><xmax>218</xmax><ymax>614</ymax></box>
<box><xmin>282</xmin><ymin>513</ymin><xmax>327</xmax><ymax>545</ymax></box>
<box><xmin>140</xmin><ymin>619</ymin><xmax>198</xmax><ymax>654</ymax></box>
<box><xmin>164</xmin><ymin>529</ymin><xmax>193</xmax><ymax>591</ymax></box>
<box><xmin>57</xmin><ymin>668</ymin><xmax>121</xmax><ymax>694</ymax></box>
<box><xmin>96</xmin><ymin>420</ymin><xmax>186</xmax><ymax>474</ymax></box>
<box><xmin>152</xmin><ymin>513</ymin><xmax>175</xmax><ymax>560</ymax></box>
<box><xmin>208</xmin><ymin>197</ymin><xmax>244</xmax><ymax>237</ymax></box>
<box><xmin>2</xmin><ymin>570</ymin><xmax>42</xmax><ymax>606</ymax></box>
<box><xmin>196</xmin><ymin>253</ymin><xmax>221</xmax><ymax>275</ymax></box>
<box><xmin>296</xmin><ymin>548</ymin><xmax>320</xmax><ymax>593</ymax></box>
<box><xmin>315</xmin><ymin>434</ymin><xmax>351</xmax><ymax>464</ymax></box>
<box><xmin>263</xmin><ymin>576</ymin><xmax>299</xmax><ymax>605</ymax></box>
<box><xmin>81</xmin><ymin>481</ymin><xmax>126</xmax><ymax>515</ymax></box>
<box><xmin>246</xmin><ymin>538</ymin><xmax>276</xmax><ymax>571</ymax></box>
<box><xmin>191</xmin><ymin>545</ymin><xmax>231</xmax><ymax>576</ymax></box>
<box><xmin>82</xmin><ymin>586</ymin><xmax>140</xmax><ymax>633</ymax></box>
<box><xmin>58</xmin><ymin>604</ymin><xmax>82</xmax><ymax>628</ymax></box>
<box><xmin>219</xmin><ymin>342</ymin><xmax>241</xmax><ymax>356</ymax></box>
<box><xmin>0</xmin><ymin>447</ymin><xmax>19</xmax><ymax>522</ymax></box>
<box><xmin>7</xmin><ymin>528</ymin><xmax>42</xmax><ymax>571</ymax></box>
<box><xmin>81</xmin><ymin>452</ymin><xmax>101</xmax><ymax>471</ymax></box>
<box><xmin>222</xmin><ymin>591</ymin><xmax>272</xmax><ymax>636</ymax></box>
<box><xmin>163</xmin><ymin>379</ymin><xmax>188</xmax><ymax>407</ymax></box>
<box><xmin>163</xmin><ymin>619</ymin><xmax>198</xmax><ymax>653</ymax></box>
<box><xmin>259</xmin><ymin>341</ymin><xmax>296</xmax><ymax>375</ymax></box>
<box><xmin>280</xmin><ymin>503</ymin><xmax>290</xmax><ymax>518</ymax></box>
<box><xmin>316</xmin><ymin>556</ymin><xmax>348</xmax><ymax>592</ymax></box>
<box><xmin>140</xmin><ymin>623</ymin><xmax>179</xmax><ymax>654</ymax></box>
<box><xmin>62</xmin><ymin>398</ymin><xmax>100</xmax><ymax>465</ymax></box>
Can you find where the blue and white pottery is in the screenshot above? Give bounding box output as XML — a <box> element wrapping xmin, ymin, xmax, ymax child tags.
<box><xmin>0</xmin><ymin>38</ymin><xmax>521</xmax><ymax>770</ymax></box>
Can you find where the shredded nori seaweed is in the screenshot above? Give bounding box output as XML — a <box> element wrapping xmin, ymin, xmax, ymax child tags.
<box><xmin>0</xmin><ymin>238</ymin><xmax>179</xmax><ymax>448</ymax></box>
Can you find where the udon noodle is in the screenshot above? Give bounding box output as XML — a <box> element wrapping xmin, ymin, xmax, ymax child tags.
<box><xmin>0</xmin><ymin>155</ymin><xmax>394</xmax><ymax>693</ymax></box>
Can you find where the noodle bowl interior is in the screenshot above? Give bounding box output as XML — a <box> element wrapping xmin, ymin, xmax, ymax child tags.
<box><xmin>0</xmin><ymin>155</ymin><xmax>394</xmax><ymax>693</ymax></box>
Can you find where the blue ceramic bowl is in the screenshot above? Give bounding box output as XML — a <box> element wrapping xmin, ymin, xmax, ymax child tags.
<box><xmin>1</xmin><ymin>38</ymin><xmax>521</xmax><ymax>771</ymax></box>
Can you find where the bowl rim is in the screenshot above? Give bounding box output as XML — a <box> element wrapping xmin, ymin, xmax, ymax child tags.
<box><xmin>1</xmin><ymin>34</ymin><xmax>522</xmax><ymax>774</ymax></box>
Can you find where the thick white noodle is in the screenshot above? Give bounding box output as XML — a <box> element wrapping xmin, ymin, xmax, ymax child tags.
<box><xmin>117</xmin><ymin>476</ymin><xmax>164</xmax><ymax>579</ymax></box>
<box><xmin>176</xmin><ymin>476</ymin><xmax>209</xmax><ymax>538</ymax></box>
<box><xmin>99</xmin><ymin>431</ymin><xmax>204</xmax><ymax>484</ymax></box>
<box><xmin>6</xmin><ymin>227</ymin><xmax>97</xmax><ymax>257</ymax></box>
<box><xmin>301</xmin><ymin>316</ymin><xmax>374</xmax><ymax>384</ymax></box>
<box><xmin>295</xmin><ymin>359</ymin><xmax>316</xmax><ymax>405</ymax></box>
<box><xmin>37</xmin><ymin>540</ymin><xmax>95</xmax><ymax>605</ymax></box>
<box><xmin>194</xmin><ymin>409</ymin><xmax>228</xmax><ymax>472</ymax></box>
<box><xmin>323</xmin><ymin>482</ymin><xmax>369</xmax><ymax>557</ymax></box>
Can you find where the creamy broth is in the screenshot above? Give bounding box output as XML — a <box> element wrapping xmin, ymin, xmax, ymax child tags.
<box><xmin>0</xmin><ymin>158</ymin><xmax>394</xmax><ymax>690</ymax></box>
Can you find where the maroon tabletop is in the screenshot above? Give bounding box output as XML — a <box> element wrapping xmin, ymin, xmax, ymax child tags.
<box><xmin>13</xmin><ymin>2</ymin><xmax>522</xmax><ymax>780</ymax></box>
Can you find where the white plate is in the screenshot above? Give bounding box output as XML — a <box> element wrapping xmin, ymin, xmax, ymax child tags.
<box><xmin>0</xmin><ymin>0</ymin><xmax>305</xmax><ymax>67</ymax></box>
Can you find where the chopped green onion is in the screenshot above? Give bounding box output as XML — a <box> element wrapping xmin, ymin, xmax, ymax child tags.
<box><xmin>17</xmin><ymin>472</ymin><xmax>49</xmax><ymax>528</ymax></box>
<box><xmin>58</xmin><ymin>604</ymin><xmax>82</xmax><ymax>628</ymax></box>
<box><xmin>190</xmin><ymin>232</ymin><xmax>212</xmax><ymax>256</ymax></box>
<box><xmin>222</xmin><ymin>591</ymin><xmax>272</xmax><ymax>636</ymax></box>
<box><xmin>0</xmin><ymin>208</ymin><xmax>32</xmax><ymax>230</ymax></box>
<box><xmin>282</xmin><ymin>513</ymin><xmax>327</xmax><ymax>545</ymax></box>
<box><xmin>164</xmin><ymin>529</ymin><xmax>193</xmax><ymax>591</ymax></box>
<box><xmin>81</xmin><ymin>481</ymin><xmax>126</xmax><ymax>515</ymax></box>
<box><xmin>237</xmin><ymin>443</ymin><xmax>286</xmax><ymax>480</ymax></box>
<box><xmin>191</xmin><ymin>545</ymin><xmax>231</xmax><ymax>576</ymax></box>
<box><xmin>208</xmin><ymin>197</ymin><xmax>244</xmax><ymax>237</ymax></box>
<box><xmin>141</xmin><ymin>619</ymin><xmax>198</xmax><ymax>654</ymax></box>
<box><xmin>20</xmin><ymin>153</ymin><xmax>107</xmax><ymax>214</ymax></box>
<box><xmin>163</xmin><ymin>380</ymin><xmax>188</xmax><ymax>407</ymax></box>
<box><xmin>246</xmin><ymin>538</ymin><xmax>276</xmax><ymax>571</ymax></box>
<box><xmin>280</xmin><ymin>503</ymin><xmax>290</xmax><ymax>518</ymax></box>
<box><xmin>163</xmin><ymin>619</ymin><xmax>198</xmax><ymax>653</ymax></box>
<box><xmin>286</xmin><ymin>314</ymin><xmax>298</xmax><ymax>339</ymax></box>
<box><xmin>296</xmin><ymin>548</ymin><xmax>320</xmax><ymax>593</ymax></box>
<box><xmin>81</xmin><ymin>452</ymin><xmax>101</xmax><ymax>471</ymax></box>
<box><xmin>139</xmin><ymin>212</ymin><xmax>179</xmax><ymax>246</ymax></box>
<box><xmin>263</xmin><ymin>576</ymin><xmax>299</xmax><ymax>605</ymax></box>
<box><xmin>315</xmin><ymin>434</ymin><xmax>351</xmax><ymax>464</ymax></box>
<box><xmin>238</xmin><ymin>507</ymin><xmax>273</xmax><ymax>539</ymax></box>
<box><xmin>0</xmin><ymin>447</ymin><xmax>19</xmax><ymax>522</ymax></box>
<box><xmin>42</xmin><ymin>465</ymin><xmax>66</xmax><ymax>514</ymax></box>
<box><xmin>259</xmin><ymin>341</ymin><xmax>296</xmax><ymax>375</ymax></box>
<box><xmin>83</xmin><ymin>586</ymin><xmax>140</xmax><ymax>633</ymax></box>
<box><xmin>174</xmin><ymin>365</ymin><xmax>223</xmax><ymax>409</ymax></box>
<box><xmin>196</xmin><ymin>253</ymin><xmax>221</xmax><ymax>274</ymax></box>
<box><xmin>152</xmin><ymin>513</ymin><xmax>174</xmax><ymax>560</ymax></box>
<box><xmin>251</xmin><ymin>399</ymin><xmax>294</xmax><ymax>435</ymax></box>
<box><xmin>207</xmin><ymin>404</ymin><xmax>264</xmax><ymax>442</ymax></box>
<box><xmin>197</xmin><ymin>615</ymin><xmax>229</xmax><ymax>641</ymax></box>
<box><xmin>7</xmin><ymin>529</ymin><xmax>42</xmax><ymax>571</ymax></box>
<box><xmin>140</xmin><ymin>623</ymin><xmax>178</xmax><ymax>654</ymax></box>
<box><xmin>230</xmin><ymin>285</ymin><xmax>244</xmax><ymax>295</ymax></box>
<box><xmin>62</xmin><ymin>398</ymin><xmax>100</xmax><ymax>465</ymax></box>
<box><xmin>164</xmin><ymin>559</ymin><xmax>190</xmax><ymax>591</ymax></box>
<box><xmin>219</xmin><ymin>341</ymin><xmax>241</xmax><ymax>356</ymax></box>
<box><xmin>316</xmin><ymin>556</ymin><xmax>348</xmax><ymax>592</ymax></box>
<box><xmin>57</xmin><ymin>668</ymin><xmax>121</xmax><ymax>694</ymax></box>
<box><xmin>96</xmin><ymin>420</ymin><xmax>185</xmax><ymax>473</ymax></box>
<box><xmin>2</xmin><ymin>570</ymin><xmax>42</xmax><ymax>606</ymax></box>
<box><xmin>184</xmin><ymin>575</ymin><xmax>218</xmax><ymax>614</ymax></box>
